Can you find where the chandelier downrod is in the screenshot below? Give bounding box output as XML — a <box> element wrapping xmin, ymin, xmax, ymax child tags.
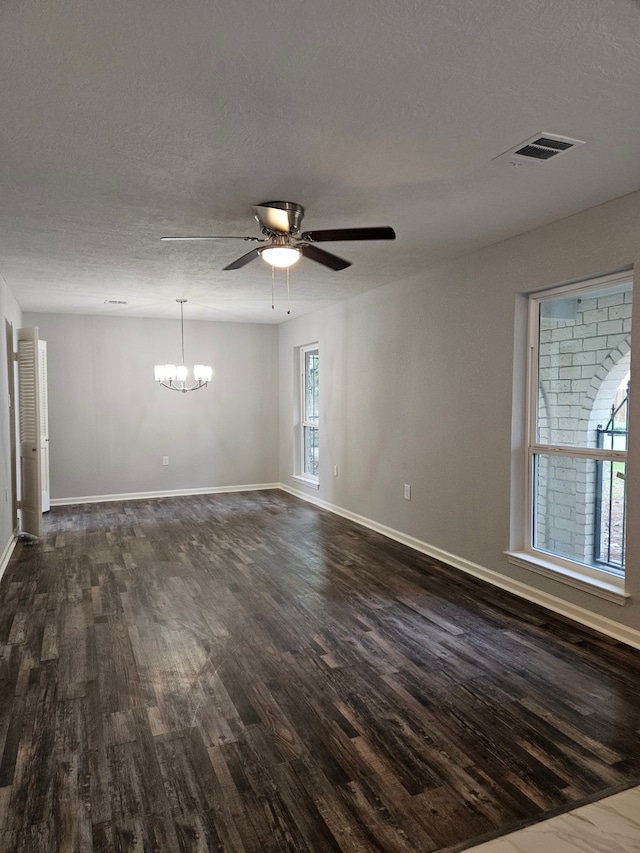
<box><xmin>179</xmin><ymin>298</ymin><xmax>186</xmax><ymax>366</ymax></box>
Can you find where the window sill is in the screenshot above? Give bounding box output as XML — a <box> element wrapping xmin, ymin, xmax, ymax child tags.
<box><xmin>505</xmin><ymin>550</ymin><xmax>628</xmax><ymax>604</ymax></box>
<box><xmin>291</xmin><ymin>475</ymin><xmax>320</xmax><ymax>490</ymax></box>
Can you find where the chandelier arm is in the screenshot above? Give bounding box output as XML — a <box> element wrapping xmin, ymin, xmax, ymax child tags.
<box><xmin>159</xmin><ymin>380</ymin><xmax>209</xmax><ymax>392</ymax></box>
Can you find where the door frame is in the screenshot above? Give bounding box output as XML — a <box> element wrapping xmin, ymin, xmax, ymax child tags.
<box><xmin>5</xmin><ymin>320</ymin><xmax>18</xmax><ymax>533</ymax></box>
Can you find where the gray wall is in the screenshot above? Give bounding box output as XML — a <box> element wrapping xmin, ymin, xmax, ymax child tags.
<box><xmin>1</xmin><ymin>280</ymin><xmax>22</xmax><ymax>556</ymax></box>
<box><xmin>278</xmin><ymin>190</ymin><xmax>640</xmax><ymax>633</ymax></box>
<box><xmin>24</xmin><ymin>313</ymin><xmax>279</xmax><ymax>500</ymax></box>
<box><xmin>6</xmin><ymin>190</ymin><xmax>640</xmax><ymax>636</ymax></box>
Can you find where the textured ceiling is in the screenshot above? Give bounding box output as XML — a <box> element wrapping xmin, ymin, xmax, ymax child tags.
<box><xmin>2</xmin><ymin>0</ymin><xmax>640</xmax><ymax>323</ymax></box>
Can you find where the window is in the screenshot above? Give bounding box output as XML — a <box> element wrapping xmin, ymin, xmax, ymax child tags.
<box><xmin>510</xmin><ymin>271</ymin><xmax>632</xmax><ymax>598</ymax></box>
<box><xmin>299</xmin><ymin>344</ymin><xmax>319</xmax><ymax>482</ymax></box>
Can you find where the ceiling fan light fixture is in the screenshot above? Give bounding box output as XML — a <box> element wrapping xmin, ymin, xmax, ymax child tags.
<box><xmin>260</xmin><ymin>246</ymin><xmax>301</xmax><ymax>268</ymax></box>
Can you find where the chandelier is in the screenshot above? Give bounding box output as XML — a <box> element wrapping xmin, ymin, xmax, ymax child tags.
<box><xmin>154</xmin><ymin>299</ymin><xmax>212</xmax><ymax>392</ymax></box>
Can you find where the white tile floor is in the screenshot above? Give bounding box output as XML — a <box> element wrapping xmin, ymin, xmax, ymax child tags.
<box><xmin>465</xmin><ymin>785</ymin><xmax>640</xmax><ymax>852</ymax></box>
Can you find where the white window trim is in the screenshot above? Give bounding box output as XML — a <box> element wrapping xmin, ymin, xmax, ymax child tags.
<box><xmin>297</xmin><ymin>343</ymin><xmax>319</xmax><ymax>485</ymax></box>
<box><xmin>291</xmin><ymin>474</ymin><xmax>321</xmax><ymax>489</ymax></box>
<box><xmin>505</xmin><ymin>551</ymin><xmax>628</xmax><ymax>604</ymax></box>
<box><xmin>516</xmin><ymin>270</ymin><xmax>631</xmax><ymax>599</ymax></box>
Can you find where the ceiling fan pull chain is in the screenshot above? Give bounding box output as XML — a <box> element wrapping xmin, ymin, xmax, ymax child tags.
<box><xmin>287</xmin><ymin>266</ymin><xmax>291</xmax><ymax>315</ymax></box>
<box><xmin>271</xmin><ymin>265</ymin><xmax>275</xmax><ymax>309</ymax></box>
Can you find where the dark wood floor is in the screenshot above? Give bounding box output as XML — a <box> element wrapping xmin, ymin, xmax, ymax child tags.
<box><xmin>1</xmin><ymin>490</ymin><xmax>640</xmax><ymax>852</ymax></box>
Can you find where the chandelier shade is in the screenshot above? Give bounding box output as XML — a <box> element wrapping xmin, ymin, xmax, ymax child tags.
<box><xmin>154</xmin><ymin>300</ymin><xmax>212</xmax><ymax>392</ymax></box>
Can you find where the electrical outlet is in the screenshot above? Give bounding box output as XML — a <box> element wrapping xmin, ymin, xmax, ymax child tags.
<box><xmin>162</xmin><ymin>456</ymin><xmax>169</xmax><ymax>466</ymax></box>
<box><xmin>404</xmin><ymin>483</ymin><xmax>411</xmax><ymax>500</ymax></box>
<box><xmin>333</xmin><ymin>465</ymin><xmax>338</xmax><ymax>476</ymax></box>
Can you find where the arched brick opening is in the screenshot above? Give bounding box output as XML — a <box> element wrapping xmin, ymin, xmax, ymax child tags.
<box><xmin>535</xmin><ymin>285</ymin><xmax>631</xmax><ymax>565</ymax></box>
<box><xmin>587</xmin><ymin>344</ymin><xmax>631</xmax><ymax>437</ymax></box>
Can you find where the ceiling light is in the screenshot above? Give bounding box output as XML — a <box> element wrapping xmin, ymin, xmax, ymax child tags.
<box><xmin>154</xmin><ymin>299</ymin><xmax>212</xmax><ymax>393</ymax></box>
<box><xmin>261</xmin><ymin>246</ymin><xmax>301</xmax><ymax>268</ymax></box>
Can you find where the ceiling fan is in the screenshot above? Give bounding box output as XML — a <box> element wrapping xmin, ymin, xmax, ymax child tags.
<box><xmin>161</xmin><ymin>201</ymin><xmax>396</xmax><ymax>271</ymax></box>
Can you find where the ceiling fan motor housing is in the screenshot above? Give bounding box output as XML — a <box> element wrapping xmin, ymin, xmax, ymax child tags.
<box><xmin>254</xmin><ymin>201</ymin><xmax>305</xmax><ymax>235</ymax></box>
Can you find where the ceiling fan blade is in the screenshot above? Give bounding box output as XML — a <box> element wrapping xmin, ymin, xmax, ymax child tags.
<box><xmin>299</xmin><ymin>244</ymin><xmax>351</xmax><ymax>271</ymax></box>
<box><xmin>253</xmin><ymin>205</ymin><xmax>293</xmax><ymax>233</ymax></box>
<box><xmin>300</xmin><ymin>226</ymin><xmax>396</xmax><ymax>243</ymax></box>
<box><xmin>223</xmin><ymin>247</ymin><xmax>263</xmax><ymax>270</ymax></box>
<box><xmin>161</xmin><ymin>235</ymin><xmax>262</xmax><ymax>242</ymax></box>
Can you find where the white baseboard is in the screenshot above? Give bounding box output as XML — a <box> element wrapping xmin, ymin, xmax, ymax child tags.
<box><xmin>50</xmin><ymin>483</ymin><xmax>281</xmax><ymax>507</ymax></box>
<box><xmin>0</xmin><ymin>535</ymin><xmax>17</xmax><ymax>584</ymax></box>
<box><xmin>280</xmin><ymin>483</ymin><xmax>640</xmax><ymax>651</ymax></box>
<box><xmin>27</xmin><ymin>480</ymin><xmax>640</xmax><ymax>651</ymax></box>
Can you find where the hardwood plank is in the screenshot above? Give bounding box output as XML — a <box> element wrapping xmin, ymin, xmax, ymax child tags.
<box><xmin>0</xmin><ymin>491</ymin><xmax>640</xmax><ymax>850</ymax></box>
<box><xmin>154</xmin><ymin>729</ymin><xmax>228</xmax><ymax>852</ymax></box>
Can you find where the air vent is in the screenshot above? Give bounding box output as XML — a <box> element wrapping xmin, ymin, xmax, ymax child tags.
<box><xmin>500</xmin><ymin>133</ymin><xmax>586</xmax><ymax>165</ymax></box>
<box><xmin>104</xmin><ymin>299</ymin><xmax>128</xmax><ymax>305</ymax></box>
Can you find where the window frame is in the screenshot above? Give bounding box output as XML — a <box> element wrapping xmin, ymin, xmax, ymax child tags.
<box><xmin>508</xmin><ymin>271</ymin><xmax>631</xmax><ymax>602</ymax></box>
<box><xmin>295</xmin><ymin>343</ymin><xmax>319</xmax><ymax>486</ymax></box>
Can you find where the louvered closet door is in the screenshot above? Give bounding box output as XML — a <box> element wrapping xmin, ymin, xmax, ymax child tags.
<box><xmin>18</xmin><ymin>327</ymin><xmax>42</xmax><ymax>537</ymax></box>
<box><xmin>39</xmin><ymin>340</ymin><xmax>50</xmax><ymax>512</ymax></box>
